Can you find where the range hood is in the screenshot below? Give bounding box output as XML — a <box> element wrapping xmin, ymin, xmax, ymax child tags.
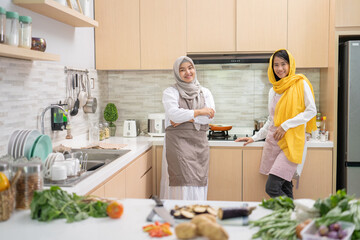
<box><xmin>187</xmin><ymin>53</ymin><xmax>272</xmax><ymax>64</ymax></box>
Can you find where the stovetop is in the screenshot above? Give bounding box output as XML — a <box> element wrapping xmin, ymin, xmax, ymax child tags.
<box><xmin>208</xmin><ymin>130</ymin><xmax>249</xmax><ymax>141</ymax></box>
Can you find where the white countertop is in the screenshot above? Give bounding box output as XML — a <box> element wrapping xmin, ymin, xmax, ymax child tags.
<box><xmin>55</xmin><ymin>135</ymin><xmax>333</xmax><ymax>195</ymax></box>
<box><xmin>0</xmin><ymin>198</ymin><xmax>272</xmax><ymax>240</ymax></box>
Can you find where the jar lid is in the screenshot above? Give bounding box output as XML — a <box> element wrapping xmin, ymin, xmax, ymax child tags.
<box><xmin>12</xmin><ymin>161</ymin><xmax>43</xmax><ymax>174</ymax></box>
<box><xmin>6</xmin><ymin>11</ymin><xmax>19</xmax><ymax>19</ymax></box>
<box><xmin>19</xmin><ymin>15</ymin><xmax>32</xmax><ymax>23</ymax></box>
<box><xmin>0</xmin><ymin>7</ymin><xmax>6</xmax><ymax>14</ymax></box>
<box><xmin>0</xmin><ymin>161</ymin><xmax>9</xmax><ymax>172</ymax></box>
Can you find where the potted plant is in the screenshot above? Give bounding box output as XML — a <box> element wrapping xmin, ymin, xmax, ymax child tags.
<box><xmin>104</xmin><ymin>103</ymin><xmax>118</xmax><ymax>136</ymax></box>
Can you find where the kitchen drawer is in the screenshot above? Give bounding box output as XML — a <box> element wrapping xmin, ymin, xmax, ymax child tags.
<box><xmin>126</xmin><ymin>149</ymin><xmax>152</xmax><ymax>179</ymax></box>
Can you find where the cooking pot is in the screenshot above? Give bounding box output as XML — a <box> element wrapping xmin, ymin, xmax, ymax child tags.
<box><xmin>209</xmin><ymin>124</ymin><xmax>232</xmax><ymax>131</ymax></box>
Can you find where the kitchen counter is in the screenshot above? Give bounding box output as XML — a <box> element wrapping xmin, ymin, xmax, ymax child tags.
<box><xmin>56</xmin><ymin>135</ymin><xmax>333</xmax><ymax>196</ymax></box>
<box><xmin>0</xmin><ymin>198</ymin><xmax>272</xmax><ymax>240</ymax></box>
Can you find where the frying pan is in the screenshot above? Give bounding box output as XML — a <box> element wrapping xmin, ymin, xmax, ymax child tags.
<box><xmin>209</xmin><ymin>124</ymin><xmax>232</xmax><ymax>131</ymax></box>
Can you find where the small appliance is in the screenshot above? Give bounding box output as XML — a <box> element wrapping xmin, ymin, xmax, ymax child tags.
<box><xmin>123</xmin><ymin>119</ymin><xmax>139</xmax><ymax>137</ymax></box>
<box><xmin>148</xmin><ymin>113</ymin><xmax>165</xmax><ymax>137</ymax></box>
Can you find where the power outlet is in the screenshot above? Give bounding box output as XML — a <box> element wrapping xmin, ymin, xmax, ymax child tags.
<box><xmin>90</xmin><ymin>78</ymin><xmax>95</xmax><ymax>89</ymax></box>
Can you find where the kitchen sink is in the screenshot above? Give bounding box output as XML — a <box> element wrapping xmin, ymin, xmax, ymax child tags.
<box><xmin>44</xmin><ymin>148</ymin><xmax>131</xmax><ymax>187</ymax></box>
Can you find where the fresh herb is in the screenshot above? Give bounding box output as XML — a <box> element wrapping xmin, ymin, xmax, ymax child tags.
<box><xmin>250</xmin><ymin>208</ymin><xmax>298</xmax><ymax>240</ymax></box>
<box><xmin>30</xmin><ymin>186</ymin><xmax>109</xmax><ymax>223</ymax></box>
<box><xmin>260</xmin><ymin>196</ymin><xmax>295</xmax><ymax>211</ymax></box>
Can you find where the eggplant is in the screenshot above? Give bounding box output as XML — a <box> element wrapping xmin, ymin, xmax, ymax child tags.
<box><xmin>218</xmin><ymin>206</ymin><xmax>256</xmax><ymax>220</ymax></box>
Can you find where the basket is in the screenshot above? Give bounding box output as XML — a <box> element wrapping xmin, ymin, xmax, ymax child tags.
<box><xmin>0</xmin><ymin>171</ymin><xmax>21</xmax><ymax>221</ymax></box>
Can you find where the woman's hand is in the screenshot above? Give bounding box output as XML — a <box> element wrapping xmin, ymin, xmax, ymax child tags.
<box><xmin>194</xmin><ymin>107</ymin><xmax>215</xmax><ymax>118</ymax></box>
<box><xmin>235</xmin><ymin>137</ymin><xmax>254</xmax><ymax>146</ymax></box>
<box><xmin>170</xmin><ymin>120</ymin><xmax>181</xmax><ymax>127</ymax></box>
<box><xmin>273</xmin><ymin>126</ymin><xmax>286</xmax><ymax>140</ymax></box>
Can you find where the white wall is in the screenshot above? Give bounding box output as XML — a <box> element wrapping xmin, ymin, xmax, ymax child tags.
<box><xmin>0</xmin><ymin>0</ymin><xmax>95</xmax><ymax>68</ymax></box>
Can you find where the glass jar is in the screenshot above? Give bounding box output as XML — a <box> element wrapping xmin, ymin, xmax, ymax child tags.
<box><xmin>12</xmin><ymin>161</ymin><xmax>43</xmax><ymax>210</ymax></box>
<box><xmin>0</xmin><ymin>7</ymin><xmax>5</xmax><ymax>43</ymax></box>
<box><xmin>19</xmin><ymin>16</ymin><xmax>32</xmax><ymax>49</ymax></box>
<box><xmin>0</xmin><ymin>161</ymin><xmax>10</xmax><ymax>179</ymax></box>
<box><xmin>99</xmin><ymin>123</ymin><xmax>105</xmax><ymax>141</ymax></box>
<box><xmin>89</xmin><ymin>122</ymin><xmax>99</xmax><ymax>144</ymax></box>
<box><xmin>5</xmin><ymin>11</ymin><xmax>19</xmax><ymax>46</ymax></box>
<box><xmin>104</xmin><ymin>122</ymin><xmax>110</xmax><ymax>139</ymax></box>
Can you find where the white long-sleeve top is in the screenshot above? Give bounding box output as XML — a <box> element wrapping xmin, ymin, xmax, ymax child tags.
<box><xmin>162</xmin><ymin>86</ymin><xmax>215</xmax><ymax>128</ymax></box>
<box><xmin>252</xmin><ymin>80</ymin><xmax>317</xmax><ymax>141</ymax></box>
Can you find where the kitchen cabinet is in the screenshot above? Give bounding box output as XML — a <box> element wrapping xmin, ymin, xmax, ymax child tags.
<box><xmin>94</xmin><ymin>0</ymin><xmax>140</xmax><ymax>70</ymax></box>
<box><xmin>207</xmin><ymin>147</ymin><xmax>242</xmax><ymax>201</ymax></box>
<box><xmin>13</xmin><ymin>0</ymin><xmax>98</xmax><ymax>27</ymax></box>
<box><xmin>88</xmin><ymin>148</ymin><xmax>153</xmax><ymax>199</ymax></box>
<box><xmin>0</xmin><ymin>44</ymin><xmax>60</xmax><ymax>61</ymax></box>
<box><xmin>288</xmin><ymin>0</ymin><xmax>329</xmax><ymax>68</ymax></box>
<box><xmin>125</xmin><ymin>149</ymin><xmax>153</xmax><ymax>198</ymax></box>
<box><xmin>154</xmin><ymin>146</ymin><xmax>163</xmax><ymax>197</ymax></box>
<box><xmin>236</xmin><ymin>0</ymin><xmax>287</xmax><ymax>52</ymax></box>
<box><xmin>335</xmin><ymin>0</ymin><xmax>360</xmax><ymax>27</ymax></box>
<box><xmin>242</xmin><ymin>148</ymin><xmax>333</xmax><ymax>201</ymax></box>
<box><xmin>140</xmin><ymin>0</ymin><xmax>186</xmax><ymax>69</ymax></box>
<box><xmin>186</xmin><ymin>0</ymin><xmax>236</xmax><ymax>53</ymax></box>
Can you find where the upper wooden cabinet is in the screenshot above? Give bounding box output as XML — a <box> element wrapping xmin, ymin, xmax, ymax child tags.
<box><xmin>288</xmin><ymin>0</ymin><xmax>329</xmax><ymax>68</ymax></box>
<box><xmin>94</xmin><ymin>0</ymin><xmax>140</xmax><ymax>70</ymax></box>
<box><xmin>236</xmin><ymin>0</ymin><xmax>287</xmax><ymax>52</ymax></box>
<box><xmin>140</xmin><ymin>0</ymin><xmax>186</xmax><ymax>69</ymax></box>
<box><xmin>335</xmin><ymin>0</ymin><xmax>360</xmax><ymax>27</ymax></box>
<box><xmin>187</xmin><ymin>0</ymin><xmax>236</xmax><ymax>53</ymax></box>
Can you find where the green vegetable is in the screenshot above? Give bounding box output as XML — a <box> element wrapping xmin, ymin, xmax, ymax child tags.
<box><xmin>250</xmin><ymin>208</ymin><xmax>298</xmax><ymax>240</ymax></box>
<box><xmin>314</xmin><ymin>189</ymin><xmax>354</xmax><ymax>216</ymax></box>
<box><xmin>30</xmin><ymin>186</ymin><xmax>109</xmax><ymax>223</ymax></box>
<box><xmin>260</xmin><ymin>196</ymin><xmax>295</xmax><ymax>211</ymax></box>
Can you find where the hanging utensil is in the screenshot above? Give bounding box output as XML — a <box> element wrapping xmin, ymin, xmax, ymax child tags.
<box><xmin>70</xmin><ymin>74</ymin><xmax>79</xmax><ymax>116</ymax></box>
<box><xmin>64</xmin><ymin>73</ymin><xmax>74</xmax><ymax>111</ymax></box>
<box><xmin>78</xmin><ymin>74</ymin><xmax>88</xmax><ymax>108</ymax></box>
<box><xmin>83</xmin><ymin>73</ymin><xmax>97</xmax><ymax>113</ymax></box>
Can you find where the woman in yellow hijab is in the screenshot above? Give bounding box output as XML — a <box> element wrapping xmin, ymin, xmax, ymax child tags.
<box><xmin>236</xmin><ymin>49</ymin><xmax>317</xmax><ymax>198</ymax></box>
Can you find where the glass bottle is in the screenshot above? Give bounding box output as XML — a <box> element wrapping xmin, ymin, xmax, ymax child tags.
<box><xmin>99</xmin><ymin>123</ymin><xmax>105</xmax><ymax>141</ymax></box>
<box><xmin>316</xmin><ymin>112</ymin><xmax>322</xmax><ymax>130</ymax></box>
<box><xmin>5</xmin><ymin>11</ymin><xmax>19</xmax><ymax>46</ymax></box>
<box><xmin>320</xmin><ymin>116</ymin><xmax>327</xmax><ymax>142</ymax></box>
<box><xmin>19</xmin><ymin>15</ymin><xmax>32</xmax><ymax>49</ymax></box>
<box><xmin>89</xmin><ymin>122</ymin><xmax>99</xmax><ymax>144</ymax></box>
<box><xmin>11</xmin><ymin>161</ymin><xmax>43</xmax><ymax>209</ymax></box>
<box><xmin>0</xmin><ymin>161</ymin><xmax>10</xmax><ymax>179</ymax></box>
<box><xmin>104</xmin><ymin>122</ymin><xmax>110</xmax><ymax>139</ymax></box>
<box><xmin>0</xmin><ymin>7</ymin><xmax>5</xmax><ymax>43</ymax></box>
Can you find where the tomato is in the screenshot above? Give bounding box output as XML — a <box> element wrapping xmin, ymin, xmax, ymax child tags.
<box><xmin>0</xmin><ymin>172</ymin><xmax>10</xmax><ymax>192</ymax></box>
<box><xmin>106</xmin><ymin>201</ymin><xmax>124</xmax><ymax>219</ymax></box>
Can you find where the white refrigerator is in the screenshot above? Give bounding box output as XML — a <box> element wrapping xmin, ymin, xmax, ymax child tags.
<box><xmin>337</xmin><ymin>40</ymin><xmax>360</xmax><ymax>197</ymax></box>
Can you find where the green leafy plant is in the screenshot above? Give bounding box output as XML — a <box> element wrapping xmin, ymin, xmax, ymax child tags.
<box><xmin>104</xmin><ymin>103</ymin><xmax>118</xmax><ymax>127</ymax></box>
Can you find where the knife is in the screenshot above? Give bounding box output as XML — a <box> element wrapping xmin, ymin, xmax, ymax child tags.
<box><xmin>147</xmin><ymin>195</ymin><xmax>175</xmax><ymax>226</ymax></box>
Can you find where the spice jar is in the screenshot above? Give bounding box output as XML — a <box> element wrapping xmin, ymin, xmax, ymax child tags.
<box><xmin>0</xmin><ymin>161</ymin><xmax>10</xmax><ymax>179</ymax></box>
<box><xmin>104</xmin><ymin>122</ymin><xmax>110</xmax><ymax>139</ymax></box>
<box><xmin>5</xmin><ymin>11</ymin><xmax>19</xmax><ymax>46</ymax></box>
<box><xmin>19</xmin><ymin>15</ymin><xmax>32</xmax><ymax>49</ymax></box>
<box><xmin>0</xmin><ymin>7</ymin><xmax>5</xmax><ymax>43</ymax></box>
<box><xmin>12</xmin><ymin>161</ymin><xmax>43</xmax><ymax>209</ymax></box>
<box><xmin>99</xmin><ymin>123</ymin><xmax>105</xmax><ymax>141</ymax></box>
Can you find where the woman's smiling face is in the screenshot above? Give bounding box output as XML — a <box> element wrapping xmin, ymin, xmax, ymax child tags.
<box><xmin>179</xmin><ymin>61</ymin><xmax>195</xmax><ymax>83</ymax></box>
<box><xmin>273</xmin><ymin>56</ymin><xmax>290</xmax><ymax>79</ymax></box>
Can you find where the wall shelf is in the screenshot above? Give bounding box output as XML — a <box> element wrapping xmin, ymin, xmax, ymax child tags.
<box><xmin>13</xmin><ymin>0</ymin><xmax>99</xmax><ymax>27</ymax></box>
<box><xmin>0</xmin><ymin>44</ymin><xmax>60</xmax><ymax>61</ymax></box>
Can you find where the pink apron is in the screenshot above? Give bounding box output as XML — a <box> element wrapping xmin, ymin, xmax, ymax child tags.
<box><xmin>259</xmin><ymin>94</ymin><xmax>297</xmax><ymax>182</ymax></box>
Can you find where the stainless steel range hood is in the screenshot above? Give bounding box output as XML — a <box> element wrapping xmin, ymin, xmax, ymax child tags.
<box><xmin>187</xmin><ymin>53</ymin><xmax>272</xmax><ymax>64</ymax></box>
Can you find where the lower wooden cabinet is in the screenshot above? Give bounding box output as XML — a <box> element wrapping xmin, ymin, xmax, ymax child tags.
<box><xmin>207</xmin><ymin>147</ymin><xmax>242</xmax><ymax>201</ymax></box>
<box><xmin>242</xmin><ymin>148</ymin><xmax>333</xmax><ymax>201</ymax></box>
<box><xmin>87</xmin><ymin>148</ymin><xmax>153</xmax><ymax>199</ymax></box>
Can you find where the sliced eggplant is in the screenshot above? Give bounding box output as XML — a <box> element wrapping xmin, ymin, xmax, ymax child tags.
<box><xmin>206</xmin><ymin>207</ymin><xmax>218</xmax><ymax>216</ymax></box>
<box><xmin>173</xmin><ymin>210</ymin><xmax>182</xmax><ymax>219</ymax></box>
<box><xmin>180</xmin><ymin>209</ymin><xmax>195</xmax><ymax>219</ymax></box>
<box><xmin>194</xmin><ymin>206</ymin><xmax>207</xmax><ymax>214</ymax></box>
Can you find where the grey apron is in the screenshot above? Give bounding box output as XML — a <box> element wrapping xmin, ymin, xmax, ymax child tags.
<box><xmin>165</xmin><ymin>92</ymin><xmax>209</xmax><ymax>187</ymax></box>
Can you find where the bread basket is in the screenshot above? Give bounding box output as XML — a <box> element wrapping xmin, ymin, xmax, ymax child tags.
<box><xmin>0</xmin><ymin>170</ymin><xmax>21</xmax><ymax>221</ymax></box>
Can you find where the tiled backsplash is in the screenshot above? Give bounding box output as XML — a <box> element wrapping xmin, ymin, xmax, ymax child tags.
<box><xmin>101</xmin><ymin>64</ymin><xmax>320</xmax><ymax>135</ymax></box>
<box><xmin>0</xmin><ymin>57</ymin><xmax>320</xmax><ymax>155</ymax></box>
<box><xmin>0</xmin><ymin>57</ymin><xmax>104</xmax><ymax>155</ymax></box>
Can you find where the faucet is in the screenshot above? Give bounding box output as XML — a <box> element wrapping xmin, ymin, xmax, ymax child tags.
<box><xmin>40</xmin><ymin>105</ymin><xmax>70</xmax><ymax>134</ymax></box>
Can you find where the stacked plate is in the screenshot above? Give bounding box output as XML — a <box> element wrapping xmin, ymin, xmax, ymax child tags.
<box><xmin>7</xmin><ymin>129</ymin><xmax>52</xmax><ymax>162</ymax></box>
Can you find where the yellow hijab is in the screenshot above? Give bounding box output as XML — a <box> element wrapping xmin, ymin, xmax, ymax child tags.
<box><xmin>268</xmin><ymin>49</ymin><xmax>317</xmax><ymax>164</ymax></box>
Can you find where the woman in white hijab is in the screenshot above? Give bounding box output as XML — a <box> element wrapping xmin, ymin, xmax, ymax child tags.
<box><xmin>160</xmin><ymin>56</ymin><xmax>215</xmax><ymax>200</ymax></box>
